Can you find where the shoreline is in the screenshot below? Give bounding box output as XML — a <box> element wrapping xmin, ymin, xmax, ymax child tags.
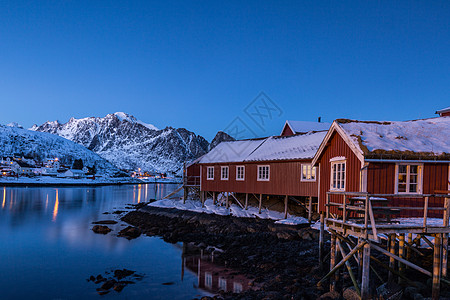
<box><xmin>120</xmin><ymin>205</ymin><xmax>329</xmax><ymax>299</ymax></box>
<box><xmin>0</xmin><ymin>180</ymin><xmax>181</xmax><ymax>187</ymax></box>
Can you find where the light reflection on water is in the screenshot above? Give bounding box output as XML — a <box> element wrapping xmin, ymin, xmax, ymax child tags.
<box><xmin>0</xmin><ymin>184</ymin><xmax>208</xmax><ymax>300</ymax></box>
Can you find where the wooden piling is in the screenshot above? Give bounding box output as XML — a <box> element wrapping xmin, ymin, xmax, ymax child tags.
<box><xmin>258</xmin><ymin>194</ymin><xmax>262</xmax><ymax>214</ymax></box>
<box><xmin>308</xmin><ymin>196</ymin><xmax>312</xmax><ymax>223</ymax></box>
<box><xmin>226</xmin><ymin>192</ymin><xmax>229</xmax><ymax>208</ymax></box>
<box><xmin>398</xmin><ymin>234</ymin><xmax>405</xmax><ymax>284</ymax></box>
<box><xmin>361</xmin><ymin>242</ymin><xmax>371</xmax><ymax>299</ymax></box>
<box><xmin>319</xmin><ymin>213</ymin><xmax>325</xmax><ymax>267</ymax></box>
<box><xmin>245</xmin><ymin>193</ymin><xmax>248</xmax><ymax>210</ymax></box>
<box><xmin>213</xmin><ymin>192</ymin><xmax>216</xmax><ymax>205</ymax></box>
<box><xmin>432</xmin><ymin>234</ymin><xmax>442</xmax><ymax>299</ymax></box>
<box><xmin>388</xmin><ymin>234</ymin><xmax>396</xmax><ymax>283</ymax></box>
<box><xmin>330</xmin><ymin>233</ymin><xmax>337</xmax><ymax>291</ymax></box>
<box><xmin>284</xmin><ymin>195</ymin><xmax>288</xmax><ymax>219</ymax></box>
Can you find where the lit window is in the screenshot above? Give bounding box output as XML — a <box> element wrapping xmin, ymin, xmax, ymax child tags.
<box><xmin>301</xmin><ymin>164</ymin><xmax>316</xmax><ymax>181</ymax></box>
<box><xmin>257</xmin><ymin>165</ymin><xmax>270</xmax><ymax>181</ymax></box>
<box><xmin>221</xmin><ymin>166</ymin><xmax>229</xmax><ymax>180</ymax></box>
<box><xmin>206</xmin><ymin>166</ymin><xmax>214</xmax><ymax>180</ymax></box>
<box><xmin>233</xmin><ymin>282</ymin><xmax>243</xmax><ymax>293</ymax></box>
<box><xmin>330</xmin><ymin>160</ymin><xmax>346</xmax><ymax>191</ymax></box>
<box><xmin>396</xmin><ymin>164</ymin><xmax>422</xmax><ymax>194</ymax></box>
<box><xmin>236</xmin><ymin>166</ymin><xmax>245</xmax><ymax>181</ymax></box>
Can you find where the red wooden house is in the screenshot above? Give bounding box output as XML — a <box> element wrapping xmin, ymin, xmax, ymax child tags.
<box><xmin>312</xmin><ymin>116</ymin><xmax>450</xmax><ymax>217</ymax></box>
<box><xmin>437</xmin><ymin>106</ymin><xmax>450</xmax><ymax>117</ymax></box>
<box><xmin>197</xmin><ymin>131</ymin><xmax>327</xmax><ymax>213</ymax></box>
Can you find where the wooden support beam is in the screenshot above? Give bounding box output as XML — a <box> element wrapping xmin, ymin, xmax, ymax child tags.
<box><xmin>258</xmin><ymin>194</ymin><xmax>262</xmax><ymax>214</ymax></box>
<box><xmin>230</xmin><ymin>193</ymin><xmax>245</xmax><ymax>209</ymax></box>
<box><xmin>308</xmin><ymin>196</ymin><xmax>312</xmax><ymax>223</ymax></box>
<box><xmin>201</xmin><ymin>191</ymin><xmax>205</xmax><ymax>207</ymax></box>
<box><xmin>370</xmin><ymin>243</ymin><xmax>432</xmax><ymax>277</ymax></box>
<box><xmin>319</xmin><ymin>213</ymin><xmax>325</xmax><ymax>267</ymax></box>
<box><xmin>336</xmin><ymin>238</ymin><xmax>360</xmax><ymax>296</ymax></box>
<box><xmin>317</xmin><ymin>241</ymin><xmax>367</xmax><ymax>286</ymax></box>
<box><xmin>245</xmin><ymin>193</ymin><xmax>248</xmax><ymax>210</ymax></box>
<box><xmin>183</xmin><ymin>187</ymin><xmax>187</xmax><ymax>204</ymax></box>
<box><xmin>421</xmin><ymin>234</ymin><xmax>434</xmax><ymax>248</ymax></box>
<box><xmin>388</xmin><ymin>234</ymin><xmax>396</xmax><ymax>283</ymax></box>
<box><xmin>432</xmin><ymin>234</ymin><xmax>442</xmax><ymax>299</ymax></box>
<box><xmin>398</xmin><ymin>234</ymin><xmax>405</xmax><ymax>284</ymax></box>
<box><xmin>226</xmin><ymin>192</ymin><xmax>229</xmax><ymax>208</ymax></box>
<box><xmin>424</xmin><ymin>196</ymin><xmax>429</xmax><ymax>230</ymax></box>
<box><xmin>361</xmin><ymin>242</ymin><xmax>371</xmax><ymax>300</ymax></box>
<box><xmin>330</xmin><ymin>234</ymin><xmax>337</xmax><ymax>291</ymax></box>
<box><xmin>284</xmin><ymin>195</ymin><xmax>288</xmax><ymax>219</ymax></box>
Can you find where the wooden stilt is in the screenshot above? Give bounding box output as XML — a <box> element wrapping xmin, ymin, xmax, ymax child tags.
<box><xmin>319</xmin><ymin>213</ymin><xmax>325</xmax><ymax>267</ymax></box>
<box><xmin>308</xmin><ymin>196</ymin><xmax>312</xmax><ymax>223</ymax></box>
<box><xmin>245</xmin><ymin>193</ymin><xmax>248</xmax><ymax>210</ymax></box>
<box><xmin>201</xmin><ymin>191</ymin><xmax>205</xmax><ymax>207</ymax></box>
<box><xmin>284</xmin><ymin>195</ymin><xmax>288</xmax><ymax>219</ymax></box>
<box><xmin>183</xmin><ymin>187</ymin><xmax>187</xmax><ymax>204</ymax></box>
<box><xmin>330</xmin><ymin>234</ymin><xmax>337</xmax><ymax>291</ymax></box>
<box><xmin>388</xmin><ymin>234</ymin><xmax>396</xmax><ymax>283</ymax></box>
<box><xmin>258</xmin><ymin>194</ymin><xmax>262</xmax><ymax>214</ymax></box>
<box><xmin>226</xmin><ymin>192</ymin><xmax>229</xmax><ymax>208</ymax></box>
<box><xmin>407</xmin><ymin>233</ymin><xmax>412</xmax><ymax>267</ymax></box>
<box><xmin>337</xmin><ymin>238</ymin><xmax>360</xmax><ymax>296</ymax></box>
<box><xmin>398</xmin><ymin>234</ymin><xmax>405</xmax><ymax>284</ymax></box>
<box><xmin>432</xmin><ymin>234</ymin><xmax>442</xmax><ymax>299</ymax></box>
<box><xmin>443</xmin><ymin>197</ymin><xmax>449</xmax><ymax>278</ymax></box>
<box><xmin>361</xmin><ymin>242</ymin><xmax>371</xmax><ymax>300</ymax></box>
<box><xmin>213</xmin><ymin>192</ymin><xmax>216</xmax><ymax>205</ymax></box>
<box><xmin>357</xmin><ymin>237</ymin><xmax>363</xmax><ymax>282</ymax></box>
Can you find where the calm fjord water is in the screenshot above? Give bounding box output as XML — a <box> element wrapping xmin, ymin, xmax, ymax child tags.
<box><xmin>0</xmin><ymin>184</ymin><xmax>207</xmax><ymax>300</ymax></box>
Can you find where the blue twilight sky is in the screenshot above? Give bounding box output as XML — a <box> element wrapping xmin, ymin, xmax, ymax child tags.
<box><xmin>0</xmin><ymin>1</ymin><xmax>449</xmax><ymax>140</ymax></box>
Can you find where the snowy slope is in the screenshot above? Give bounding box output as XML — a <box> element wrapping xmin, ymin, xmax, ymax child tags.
<box><xmin>0</xmin><ymin>125</ymin><xmax>120</xmax><ymax>174</ymax></box>
<box><xmin>31</xmin><ymin>112</ymin><xmax>209</xmax><ymax>174</ymax></box>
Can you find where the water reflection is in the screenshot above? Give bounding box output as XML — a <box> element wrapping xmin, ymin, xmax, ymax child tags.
<box><xmin>181</xmin><ymin>243</ymin><xmax>256</xmax><ymax>295</ymax></box>
<box><xmin>0</xmin><ymin>184</ymin><xmax>206</xmax><ymax>300</ymax></box>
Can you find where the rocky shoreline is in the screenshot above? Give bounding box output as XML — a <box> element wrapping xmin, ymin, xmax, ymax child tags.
<box><xmin>120</xmin><ymin>205</ymin><xmax>329</xmax><ymax>299</ymax></box>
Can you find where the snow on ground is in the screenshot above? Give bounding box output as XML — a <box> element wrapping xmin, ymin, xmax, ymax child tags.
<box><xmin>149</xmin><ymin>198</ymin><xmax>309</xmax><ymax>225</ymax></box>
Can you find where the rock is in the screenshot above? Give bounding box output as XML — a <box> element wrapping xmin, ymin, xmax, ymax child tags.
<box><xmin>118</xmin><ymin>226</ymin><xmax>141</xmax><ymax>239</ymax></box>
<box><xmin>114</xmin><ymin>269</ymin><xmax>135</xmax><ymax>280</ymax></box>
<box><xmin>276</xmin><ymin>231</ymin><xmax>297</xmax><ymax>240</ymax></box>
<box><xmin>101</xmin><ymin>279</ymin><xmax>117</xmax><ymax>290</ymax></box>
<box><xmin>162</xmin><ymin>282</ymin><xmax>175</xmax><ymax>285</ymax></box>
<box><xmin>92</xmin><ymin>220</ymin><xmax>118</xmax><ymax>225</ymax></box>
<box><xmin>89</xmin><ymin>275</ymin><xmax>95</xmax><ymax>281</ymax></box>
<box><xmin>92</xmin><ymin>225</ymin><xmax>112</xmax><ymax>234</ymax></box>
<box><xmin>319</xmin><ymin>290</ymin><xmax>340</xmax><ymax>299</ymax></box>
<box><xmin>343</xmin><ymin>287</ymin><xmax>360</xmax><ymax>300</ymax></box>
<box><xmin>113</xmin><ymin>282</ymin><xmax>126</xmax><ymax>292</ymax></box>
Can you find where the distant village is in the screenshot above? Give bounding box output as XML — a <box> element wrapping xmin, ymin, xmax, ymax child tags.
<box><xmin>0</xmin><ymin>155</ymin><xmax>96</xmax><ymax>179</ymax></box>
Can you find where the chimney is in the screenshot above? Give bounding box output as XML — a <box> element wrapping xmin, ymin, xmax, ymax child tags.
<box><xmin>318</xmin><ymin>117</ymin><xmax>321</xmax><ymax>123</ymax></box>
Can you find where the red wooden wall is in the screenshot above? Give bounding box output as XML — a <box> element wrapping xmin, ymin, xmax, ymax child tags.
<box><xmin>200</xmin><ymin>160</ymin><xmax>318</xmax><ymax>197</ymax></box>
<box><xmin>281</xmin><ymin>125</ymin><xmax>294</xmax><ymax>136</ymax></box>
<box><xmin>317</xmin><ymin>132</ymin><xmax>362</xmax><ymax>213</ymax></box>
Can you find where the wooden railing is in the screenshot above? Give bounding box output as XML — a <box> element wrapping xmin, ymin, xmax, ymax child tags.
<box><xmin>325</xmin><ymin>192</ymin><xmax>450</xmax><ymax>241</ymax></box>
<box><xmin>183</xmin><ymin>176</ymin><xmax>201</xmax><ymax>187</ymax></box>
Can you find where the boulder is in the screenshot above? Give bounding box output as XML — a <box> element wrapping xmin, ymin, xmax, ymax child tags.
<box><xmin>92</xmin><ymin>225</ymin><xmax>112</xmax><ymax>234</ymax></box>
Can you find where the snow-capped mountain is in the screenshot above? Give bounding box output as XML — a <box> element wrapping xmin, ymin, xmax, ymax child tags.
<box><xmin>0</xmin><ymin>125</ymin><xmax>119</xmax><ymax>174</ymax></box>
<box><xmin>31</xmin><ymin>112</ymin><xmax>209</xmax><ymax>174</ymax></box>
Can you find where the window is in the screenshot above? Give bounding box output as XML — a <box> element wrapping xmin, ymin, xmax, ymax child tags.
<box><xmin>301</xmin><ymin>164</ymin><xmax>316</xmax><ymax>181</ymax></box>
<box><xmin>233</xmin><ymin>282</ymin><xmax>243</xmax><ymax>293</ymax></box>
<box><xmin>257</xmin><ymin>165</ymin><xmax>270</xmax><ymax>181</ymax></box>
<box><xmin>219</xmin><ymin>277</ymin><xmax>227</xmax><ymax>291</ymax></box>
<box><xmin>330</xmin><ymin>160</ymin><xmax>346</xmax><ymax>190</ymax></box>
<box><xmin>205</xmin><ymin>272</ymin><xmax>212</xmax><ymax>288</ymax></box>
<box><xmin>207</xmin><ymin>166</ymin><xmax>214</xmax><ymax>180</ymax></box>
<box><xmin>396</xmin><ymin>164</ymin><xmax>422</xmax><ymax>194</ymax></box>
<box><xmin>221</xmin><ymin>166</ymin><xmax>229</xmax><ymax>180</ymax></box>
<box><xmin>236</xmin><ymin>166</ymin><xmax>245</xmax><ymax>181</ymax></box>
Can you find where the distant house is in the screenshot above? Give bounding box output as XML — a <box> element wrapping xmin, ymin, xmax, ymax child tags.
<box><xmin>60</xmin><ymin>169</ymin><xmax>86</xmax><ymax>178</ymax></box>
<box><xmin>11</xmin><ymin>160</ymin><xmax>38</xmax><ymax>176</ymax></box>
<box><xmin>280</xmin><ymin>120</ymin><xmax>331</xmax><ymax>136</ymax></box>
<box><xmin>312</xmin><ymin>115</ymin><xmax>450</xmax><ymax>217</ymax></box>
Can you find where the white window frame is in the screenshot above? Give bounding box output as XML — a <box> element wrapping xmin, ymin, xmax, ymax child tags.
<box><xmin>257</xmin><ymin>165</ymin><xmax>270</xmax><ymax>181</ymax></box>
<box><xmin>205</xmin><ymin>272</ymin><xmax>212</xmax><ymax>288</ymax></box>
<box><xmin>219</xmin><ymin>277</ymin><xmax>227</xmax><ymax>292</ymax></box>
<box><xmin>221</xmin><ymin>166</ymin><xmax>229</xmax><ymax>181</ymax></box>
<box><xmin>236</xmin><ymin>165</ymin><xmax>245</xmax><ymax>181</ymax></box>
<box><xmin>301</xmin><ymin>164</ymin><xmax>316</xmax><ymax>182</ymax></box>
<box><xmin>330</xmin><ymin>159</ymin><xmax>346</xmax><ymax>191</ymax></box>
<box><xmin>206</xmin><ymin>166</ymin><xmax>214</xmax><ymax>180</ymax></box>
<box><xmin>394</xmin><ymin>163</ymin><xmax>423</xmax><ymax>194</ymax></box>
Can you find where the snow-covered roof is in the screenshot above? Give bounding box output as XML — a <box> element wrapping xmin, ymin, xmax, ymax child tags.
<box><xmin>199</xmin><ymin>132</ymin><xmax>326</xmax><ymax>164</ymax></box>
<box><xmin>198</xmin><ymin>139</ymin><xmax>265</xmax><ymax>164</ymax></box>
<box><xmin>436</xmin><ymin>106</ymin><xmax>450</xmax><ymax>115</ymax></box>
<box><xmin>246</xmin><ymin>132</ymin><xmax>327</xmax><ymax>161</ymax></box>
<box><xmin>284</xmin><ymin>120</ymin><xmax>331</xmax><ymax>134</ymax></box>
<box><xmin>337</xmin><ymin>117</ymin><xmax>450</xmax><ymax>159</ymax></box>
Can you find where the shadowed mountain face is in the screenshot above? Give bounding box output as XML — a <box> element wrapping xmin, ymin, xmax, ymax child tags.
<box><xmin>31</xmin><ymin>112</ymin><xmax>210</xmax><ymax>174</ymax></box>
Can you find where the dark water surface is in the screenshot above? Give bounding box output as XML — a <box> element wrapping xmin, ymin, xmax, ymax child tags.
<box><xmin>0</xmin><ymin>184</ymin><xmax>209</xmax><ymax>300</ymax></box>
